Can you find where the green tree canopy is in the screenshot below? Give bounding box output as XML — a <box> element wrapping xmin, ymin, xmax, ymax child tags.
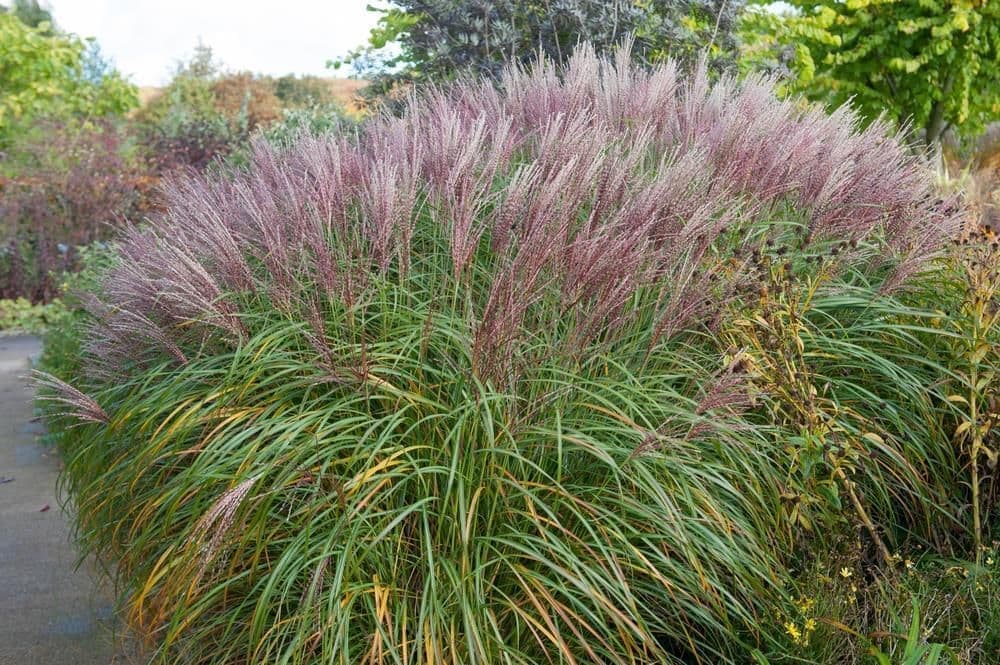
<box><xmin>0</xmin><ymin>0</ymin><xmax>53</xmax><ymax>29</ymax></box>
<box><xmin>744</xmin><ymin>0</ymin><xmax>1000</xmax><ymax>145</ymax></box>
<box><xmin>336</xmin><ymin>0</ymin><xmax>743</xmax><ymax>101</ymax></box>
<box><xmin>0</xmin><ymin>11</ymin><xmax>137</xmax><ymax>142</ymax></box>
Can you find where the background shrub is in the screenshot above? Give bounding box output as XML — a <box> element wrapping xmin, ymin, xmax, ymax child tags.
<box><xmin>273</xmin><ymin>73</ymin><xmax>338</xmax><ymax>108</ymax></box>
<box><xmin>0</xmin><ymin>296</ymin><xmax>65</xmax><ymax>333</ymax></box>
<box><xmin>256</xmin><ymin>104</ymin><xmax>353</xmax><ymax>147</ymax></box>
<box><xmin>0</xmin><ymin>6</ymin><xmax>142</xmax><ymax>303</ymax></box>
<box><xmin>0</xmin><ymin>26</ymin><xmax>356</xmax><ymax>304</ymax></box>
<box><xmin>37</xmin><ymin>45</ymin><xmax>989</xmax><ymax>664</ymax></box>
<box><xmin>209</xmin><ymin>72</ymin><xmax>283</xmax><ymax>129</ymax></box>
<box><xmin>137</xmin><ymin>46</ymin><xmax>352</xmax><ymax>173</ymax></box>
<box><xmin>0</xmin><ymin>9</ymin><xmax>137</xmax><ymax>145</ymax></box>
<box><xmin>0</xmin><ymin>120</ymin><xmax>153</xmax><ymax>302</ymax></box>
<box><xmin>338</xmin><ymin>0</ymin><xmax>745</xmax><ymax>105</ymax></box>
<box><xmin>136</xmin><ymin>45</ymin><xmax>248</xmax><ymax>173</ymax></box>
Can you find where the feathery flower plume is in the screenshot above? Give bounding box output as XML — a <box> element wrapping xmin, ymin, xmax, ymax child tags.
<box><xmin>188</xmin><ymin>476</ymin><xmax>260</xmax><ymax>568</ymax></box>
<box><xmin>31</xmin><ymin>371</ymin><xmax>110</xmax><ymax>425</ymax></box>
<box><xmin>73</xmin><ymin>42</ymin><xmax>956</xmax><ymax>383</ymax></box>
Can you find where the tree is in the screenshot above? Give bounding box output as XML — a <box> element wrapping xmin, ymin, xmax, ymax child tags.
<box><xmin>0</xmin><ymin>0</ymin><xmax>53</xmax><ymax>29</ymax></box>
<box><xmin>744</xmin><ymin>0</ymin><xmax>1000</xmax><ymax>145</ymax></box>
<box><xmin>0</xmin><ymin>12</ymin><xmax>137</xmax><ymax>142</ymax></box>
<box><xmin>335</xmin><ymin>0</ymin><xmax>744</xmax><ymax>101</ymax></box>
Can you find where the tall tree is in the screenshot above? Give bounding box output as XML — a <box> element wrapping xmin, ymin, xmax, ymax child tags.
<box><xmin>0</xmin><ymin>11</ymin><xmax>137</xmax><ymax>142</ymax></box>
<box><xmin>335</xmin><ymin>0</ymin><xmax>744</xmax><ymax>101</ymax></box>
<box><xmin>744</xmin><ymin>0</ymin><xmax>1000</xmax><ymax>145</ymax></box>
<box><xmin>0</xmin><ymin>0</ymin><xmax>53</xmax><ymax>29</ymax></box>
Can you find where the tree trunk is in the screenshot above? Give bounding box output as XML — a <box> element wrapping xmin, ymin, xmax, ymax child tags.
<box><xmin>925</xmin><ymin>100</ymin><xmax>947</xmax><ymax>146</ymax></box>
<box><xmin>924</xmin><ymin>69</ymin><xmax>957</xmax><ymax>146</ymax></box>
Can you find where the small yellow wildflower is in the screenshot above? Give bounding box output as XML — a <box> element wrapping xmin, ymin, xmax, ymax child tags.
<box><xmin>905</xmin><ymin>559</ymin><xmax>914</xmax><ymax>570</ymax></box>
<box><xmin>804</xmin><ymin>618</ymin><xmax>817</xmax><ymax>633</ymax></box>
<box><xmin>839</xmin><ymin>567</ymin><xmax>853</xmax><ymax>578</ymax></box>
<box><xmin>784</xmin><ymin>621</ymin><xmax>802</xmax><ymax>644</ymax></box>
<box><xmin>987</xmin><ymin>557</ymin><xmax>994</xmax><ymax>566</ymax></box>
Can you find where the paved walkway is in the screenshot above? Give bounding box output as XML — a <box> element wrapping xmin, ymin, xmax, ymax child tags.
<box><xmin>0</xmin><ymin>336</ymin><xmax>135</xmax><ymax>664</ymax></box>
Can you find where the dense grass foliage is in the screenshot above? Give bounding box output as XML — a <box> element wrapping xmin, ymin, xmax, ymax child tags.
<box><xmin>38</xmin><ymin>47</ymin><xmax>1000</xmax><ymax>663</ymax></box>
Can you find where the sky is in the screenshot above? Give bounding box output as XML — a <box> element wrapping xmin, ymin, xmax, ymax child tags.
<box><xmin>47</xmin><ymin>1</ymin><xmax>382</xmax><ymax>86</ymax></box>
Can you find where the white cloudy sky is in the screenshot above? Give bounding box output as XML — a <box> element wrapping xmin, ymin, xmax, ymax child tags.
<box><xmin>47</xmin><ymin>1</ymin><xmax>382</xmax><ymax>86</ymax></box>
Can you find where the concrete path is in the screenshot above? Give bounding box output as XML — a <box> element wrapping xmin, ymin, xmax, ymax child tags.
<box><xmin>0</xmin><ymin>336</ymin><xmax>136</xmax><ymax>664</ymax></box>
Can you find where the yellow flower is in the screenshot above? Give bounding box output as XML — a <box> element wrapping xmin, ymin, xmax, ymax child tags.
<box><xmin>987</xmin><ymin>557</ymin><xmax>994</xmax><ymax>566</ymax></box>
<box><xmin>839</xmin><ymin>567</ymin><xmax>853</xmax><ymax>578</ymax></box>
<box><xmin>804</xmin><ymin>618</ymin><xmax>817</xmax><ymax>633</ymax></box>
<box><xmin>905</xmin><ymin>559</ymin><xmax>914</xmax><ymax>570</ymax></box>
<box><xmin>784</xmin><ymin>621</ymin><xmax>802</xmax><ymax>644</ymax></box>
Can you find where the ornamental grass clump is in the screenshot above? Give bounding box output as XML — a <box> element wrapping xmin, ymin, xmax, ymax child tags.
<box><xmin>40</xmin><ymin>45</ymin><xmax>967</xmax><ymax>663</ymax></box>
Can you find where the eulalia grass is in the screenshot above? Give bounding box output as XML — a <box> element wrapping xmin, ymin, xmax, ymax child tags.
<box><xmin>38</xmin><ymin>44</ymin><xmax>991</xmax><ymax>663</ymax></box>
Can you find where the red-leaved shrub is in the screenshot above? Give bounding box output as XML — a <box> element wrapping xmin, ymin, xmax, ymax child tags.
<box><xmin>0</xmin><ymin>120</ymin><xmax>154</xmax><ymax>302</ymax></box>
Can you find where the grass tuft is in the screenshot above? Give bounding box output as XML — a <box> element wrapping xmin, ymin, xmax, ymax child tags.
<box><xmin>38</xmin><ymin>44</ymin><xmax>1000</xmax><ymax>663</ymax></box>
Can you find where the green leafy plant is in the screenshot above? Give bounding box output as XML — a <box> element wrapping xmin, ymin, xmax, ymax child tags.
<box><xmin>742</xmin><ymin>0</ymin><xmax>1000</xmax><ymax>145</ymax></box>
<box><xmin>0</xmin><ymin>11</ymin><xmax>137</xmax><ymax>143</ymax></box>
<box><xmin>725</xmin><ymin>253</ymin><xmax>897</xmax><ymax>563</ymax></box>
<box><xmin>868</xmin><ymin>601</ymin><xmax>959</xmax><ymax>665</ymax></box>
<box><xmin>0</xmin><ymin>0</ymin><xmax>53</xmax><ymax>29</ymax></box>
<box><xmin>0</xmin><ymin>296</ymin><xmax>64</xmax><ymax>333</ymax></box>
<box><xmin>256</xmin><ymin>104</ymin><xmax>351</xmax><ymax>147</ymax></box>
<box><xmin>943</xmin><ymin>226</ymin><xmax>1000</xmax><ymax>560</ymax></box>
